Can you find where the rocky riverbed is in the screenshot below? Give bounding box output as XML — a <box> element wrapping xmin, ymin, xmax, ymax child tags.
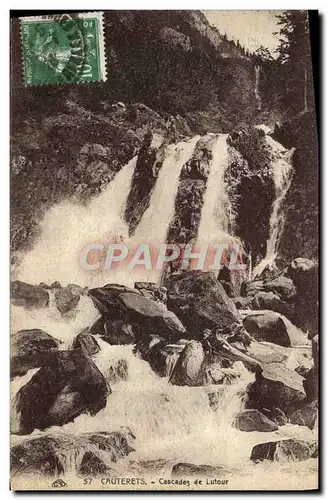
<box><xmin>10</xmin><ymin>258</ymin><xmax>318</xmax><ymax>489</ymax></box>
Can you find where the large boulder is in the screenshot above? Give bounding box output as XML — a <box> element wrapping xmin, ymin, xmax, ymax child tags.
<box><xmin>243</xmin><ymin>310</ymin><xmax>290</xmax><ymax>346</ymax></box>
<box><xmin>72</xmin><ymin>331</ymin><xmax>100</xmax><ymax>356</ymax></box>
<box><xmin>11</xmin><ymin>281</ymin><xmax>49</xmax><ymax>309</ymax></box>
<box><xmin>287</xmin><ymin>258</ymin><xmax>318</xmax><ymax>291</ymax></box>
<box><xmin>243</xmin><ymin>310</ymin><xmax>307</xmax><ymax>347</ymax></box>
<box><xmin>90</xmin><ymin>317</ymin><xmax>136</xmax><ymax>345</ymax></box>
<box><xmin>167</xmin><ymin>271</ymin><xmax>240</xmax><ymax>339</ymax></box>
<box><xmin>11</xmin><ymin>428</ymin><xmax>135</xmax><ymax>478</ymax></box>
<box><xmin>251</xmin><ymin>439</ymin><xmax>317</xmax><ymax>462</ymax></box>
<box><xmin>263</xmin><ymin>276</ymin><xmax>297</xmax><ymax>301</ymax></box>
<box><xmin>290</xmin><ymin>400</ymin><xmax>318</xmax><ymax>430</ymax></box>
<box><xmin>89</xmin><ymin>285</ymin><xmax>186</xmax><ymax>341</ymax></box>
<box><xmin>11</xmin><ymin>329</ymin><xmax>62</xmax><ymax>378</ymax></box>
<box><xmin>13</xmin><ymin>350</ymin><xmax>109</xmax><ymax>434</ymax></box>
<box><xmin>88</xmin><ymin>284</ymin><xmax>140</xmax><ymax>316</ymax></box>
<box><xmin>246</xmin><ymin>363</ymin><xmax>306</xmax><ymax>413</ymax></box>
<box><xmin>232</xmin><ymin>409</ymin><xmax>278</xmax><ymax>432</ymax></box>
<box><xmin>251</xmin><ymin>291</ymin><xmax>290</xmax><ymax>316</ymax></box>
<box><xmin>78</xmin><ymin>452</ymin><xmax>114</xmax><ymax>476</ymax></box>
<box><xmin>55</xmin><ymin>287</ymin><xmax>80</xmax><ymax>315</ymax></box>
<box><xmin>170</xmin><ymin>340</ymin><xmax>206</xmax><ymax>386</ymax></box>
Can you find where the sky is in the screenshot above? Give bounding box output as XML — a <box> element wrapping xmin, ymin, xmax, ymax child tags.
<box><xmin>203</xmin><ymin>10</ymin><xmax>285</xmax><ymax>55</ymax></box>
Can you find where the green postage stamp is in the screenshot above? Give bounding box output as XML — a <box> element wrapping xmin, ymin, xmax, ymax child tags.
<box><xmin>20</xmin><ymin>12</ymin><xmax>106</xmax><ymax>85</ymax></box>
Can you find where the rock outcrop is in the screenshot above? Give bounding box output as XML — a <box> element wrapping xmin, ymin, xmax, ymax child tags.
<box><xmin>72</xmin><ymin>331</ymin><xmax>100</xmax><ymax>356</ymax></box>
<box><xmin>55</xmin><ymin>287</ymin><xmax>80</xmax><ymax>315</ymax></box>
<box><xmin>167</xmin><ymin>271</ymin><xmax>239</xmax><ymax>339</ymax></box>
<box><xmin>170</xmin><ymin>340</ymin><xmax>206</xmax><ymax>386</ymax></box>
<box><xmin>233</xmin><ymin>409</ymin><xmax>278</xmax><ymax>432</ymax></box>
<box><xmin>13</xmin><ymin>350</ymin><xmax>109</xmax><ymax>435</ymax></box>
<box><xmin>11</xmin><ymin>428</ymin><xmax>135</xmax><ymax>478</ymax></box>
<box><xmin>11</xmin><ymin>281</ymin><xmax>49</xmax><ymax>309</ymax></box>
<box><xmin>11</xmin><ymin>329</ymin><xmax>62</xmax><ymax>378</ymax></box>
<box><xmin>251</xmin><ymin>439</ymin><xmax>317</xmax><ymax>462</ymax></box>
<box><xmin>89</xmin><ymin>284</ymin><xmax>186</xmax><ymax>341</ymax></box>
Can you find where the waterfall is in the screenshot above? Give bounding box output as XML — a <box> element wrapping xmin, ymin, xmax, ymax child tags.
<box><xmin>15</xmin><ymin>157</ymin><xmax>137</xmax><ymax>287</ymax></box>
<box><xmin>255</xmin><ymin>65</ymin><xmax>262</xmax><ymax>111</ymax></box>
<box><xmin>253</xmin><ymin>136</ymin><xmax>294</xmax><ymax>277</ymax></box>
<box><xmin>197</xmin><ymin>134</ymin><xmax>232</xmax><ymax>245</ymax></box>
<box><xmin>135</xmin><ymin>137</ymin><xmax>199</xmax><ymax>242</ymax></box>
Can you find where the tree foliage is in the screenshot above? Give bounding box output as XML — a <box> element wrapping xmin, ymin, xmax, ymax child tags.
<box><xmin>274</xmin><ymin>11</ymin><xmax>313</xmax><ymax>114</ymax></box>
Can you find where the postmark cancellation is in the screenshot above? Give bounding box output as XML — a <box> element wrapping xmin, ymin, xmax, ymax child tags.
<box><xmin>19</xmin><ymin>12</ymin><xmax>106</xmax><ymax>85</ymax></box>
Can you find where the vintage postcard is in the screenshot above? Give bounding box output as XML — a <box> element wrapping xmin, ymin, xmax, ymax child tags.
<box><xmin>10</xmin><ymin>10</ymin><xmax>319</xmax><ymax>491</ymax></box>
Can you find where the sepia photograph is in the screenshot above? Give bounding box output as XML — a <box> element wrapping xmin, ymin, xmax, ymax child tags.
<box><xmin>10</xmin><ymin>9</ymin><xmax>319</xmax><ymax>491</ymax></box>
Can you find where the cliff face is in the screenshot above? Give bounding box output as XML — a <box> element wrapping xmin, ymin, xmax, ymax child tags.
<box><xmin>273</xmin><ymin>112</ymin><xmax>319</xmax><ymax>261</ymax></box>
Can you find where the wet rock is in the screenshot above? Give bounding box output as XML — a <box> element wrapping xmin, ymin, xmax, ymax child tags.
<box><xmin>55</xmin><ymin>287</ymin><xmax>80</xmax><ymax>315</ymax></box>
<box><xmin>89</xmin><ymin>286</ymin><xmax>186</xmax><ymax>341</ymax></box>
<box><xmin>67</xmin><ymin>283</ymin><xmax>83</xmax><ymax>295</ymax></box>
<box><xmin>148</xmin><ymin>340</ymin><xmax>186</xmax><ymax>377</ymax></box>
<box><xmin>88</xmin><ymin>284</ymin><xmax>140</xmax><ymax>315</ymax></box>
<box><xmin>11</xmin><ymin>436</ymin><xmax>65</xmax><ymax>477</ymax></box>
<box><xmin>246</xmin><ymin>364</ymin><xmax>306</xmax><ymax>413</ymax></box>
<box><xmin>251</xmin><ymin>291</ymin><xmax>289</xmax><ymax>315</ymax></box>
<box><xmin>11</xmin><ymin>428</ymin><xmax>135</xmax><ymax>478</ymax></box>
<box><xmin>50</xmin><ymin>281</ymin><xmax>62</xmax><ymax>289</ymax></box>
<box><xmin>251</xmin><ymin>439</ymin><xmax>317</xmax><ymax>462</ymax></box>
<box><xmin>232</xmin><ymin>297</ymin><xmax>252</xmax><ymax>309</ymax></box>
<box><xmin>218</xmin><ymin>265</ymin><xmax>234</xmax><ymax>298</ymax></box>
<box><xmin>72</xmin><ymin>332</ymin><xmax>100</xmax><ymax>356</ymax></box>
<box><xmin>170</xmin><ymin>340</ymin><xmax>206</xmax><ymax>386</ymax></box>
<box><xmin>13</xmin><ymin>350</ymin><xmax>109</xmax><ymax>434</ymax></box>
<box><xmin>11</xmin><ymin>329</ymin><xmax>62</xmax><ymax>378</ymax></box>
<box><xmin>243</xmin><ymin>310</ymin><xmax>290</xmax><ymax>346</ymax></box>
<box><xmin>167</xmin><ymin>271</ymin><xmax>239</xmax><ymax>339</ymax></box>
<box><xmin>233</xmin><ymin>409</ymin><xmax>278</xmax><ymax>432</ymax></box>
<box><xmin>243</xmin><ymin>310</ymin><xmax>306</xmax><ymax>347</ymax></box>
<box><xmin>39</xmin><ymin>282</ymin><xmax>50</xmax><ymax>289</ymax></box>
<box><xmin>124</xmin><ymin>134</ymin><xmax>165</xmax><ymax>235</ymax></box>
<box><xmin>172</xmin><ymin>463</ymin><xmax>226</xmax><ymax>478</ymax></box>
<box><xmin>287</xmin><ymin>258</ymin><xmax>318</xmax><ymax>291</ymax></box>
<box><xmin>290</xmin><ymin>400</ymin><xmax>318</xmax><ymax>430</ymax></box>
<box><xmin>241</xmin><ymin>280</ymin><xmax>264</xmax><ymax>298</ymax></box>
<box><xmin>304</xmin><ymin>365</ymin><xmax>319</xmax><ymax>402</ymax></box>
<box><xmin>90</xmin><ymin>317</ymin><xmax>136</xmax><ymax>345</ymax></box>
<box><xmin>261</xmin><ymin>408</ymin><xmax>287</xmax><ymax>426</ymax></box>
<box><xmin>11</xmin><ymin>280</ymin><xmax>49</xmax><ymax>309</ymax></box>
<box><xmin>85</xmin><ymin>428</ymin><xmax>136</xmax><ymax>460</ymax></box>
<box><xmin>205</xmin><ymin>366</ymin><xmax>241</xmax><ymax>385</ymax></box>
<box><xmin>263</xmin><ymin>276</ymin><xmax>297</xmax><ymax>301</ymax></box>
<box><xmin>79</xmin><ymin>452</ymin><xmax>114</xmax><ymax>476</ymax></box>
<box><xmin>134</xmin><ymin>282</ymin><xmax>167</xmax><ymax>303</ymax></box>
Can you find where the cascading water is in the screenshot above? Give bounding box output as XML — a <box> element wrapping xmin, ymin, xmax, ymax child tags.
<box><xmin>135</xmin><ymin>137</ymin><xmax>199</xmax><ymax>244</ymax></box>
<box><xmin>255</xmin><ymin>65</ymin><xmax>262</xmax><ymax>111</ymax></box>
<box><xmin>197</xmin><ymin>134</ymin><xmax>232</xmax><ymax>245</ymax></box>
<box><xmin>15</xmin><ymin>156</ymin><xmax>137</xmax><ymax>288</ymax></box>
<box><xmin>11</xmin><ymin>131</ymin><xmax>317</xmax><ymax>489</ymax></box>
<box><xmin>253</xmin><ymin>135</ymin><xmax>294</xmax><ymax>277</ymax></box>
